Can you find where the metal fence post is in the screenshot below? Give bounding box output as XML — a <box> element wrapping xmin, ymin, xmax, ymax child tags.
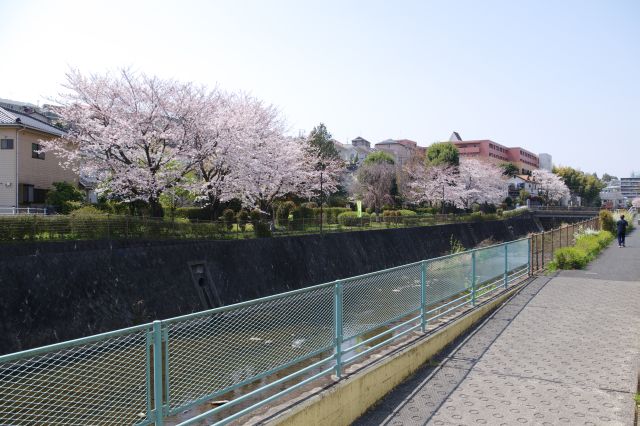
<box><xmin>503</xmin><ymin>243</ymin><xmax>508</xmax><ymax>289</ymax></box>
<box><xmin>334</xmin><ymin>281</ymin><xmax>343</xmax><ymax>377</ymax></box>
<box><xmin>471</xmin><ymin>251</ymin><xmax>477</xmax><ymax>306</ymax></box>
<box><xmin>559</xmin><ymin>225</ymin><xmax>562</xmax><ymax>247</ymax></box>
<box><xmin>527</xmin><ymin>236</ymin><xmax>532</xmax><ymax>276</ymax></box>
<box><xmin>420</xmin><ymin>260</ymin><xmax>427</xmax><ymax>332</ymax></box>
<box><xmin>152</xmin><ymin>321</ymin><xmax>164</xmax><ymax>426</ymax></box>
<box><xmin>541</xmin><ymin>232</ymin><xmax>545</xmax><ymax>269</ymax></box>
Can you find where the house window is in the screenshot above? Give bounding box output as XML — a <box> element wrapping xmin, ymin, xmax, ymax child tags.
<box><xmin>22</xmin><ymin>184</ymin><xmax>34</xmax><ymax>203</ymax></box>
<box><xmin>1</xmin><ymin>139</ymin><xmax>14</xmax><ymax>149</ymax></box>
<box><xmin>32</xmin><ymin>143</ymin><xmax>45</xmax><ymax>160</ymax></box>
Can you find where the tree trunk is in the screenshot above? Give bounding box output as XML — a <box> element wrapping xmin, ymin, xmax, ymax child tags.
<box><xmin>149</xmin><ymin>197</ymin><xmax>164</xmax><ymax>218</ymax></box>
<box><xmin>207</xmin><ymin>195</ymin><xmax>220</xmax><ymax>221</ymax></box>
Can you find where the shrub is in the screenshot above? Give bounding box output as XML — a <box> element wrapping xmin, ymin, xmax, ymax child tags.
<box><xmin>70</xmin><ymin>206</ymin><xmax>106</xmax><ymax>217</ymax></box>
<box><xmin>599</xmin><ymin>210</ymin><xmax>614</xmax><ymax>234</ymax></box>
<box><xmin>550</xmin><ymin>230</ymin><xmax>613</xmax><ymax>270</ymax></box>
<box><xmin>0</xmin><ymin>216</ymin><xmax>40</xmax><ymax>240</ymax></box>
<box><xmin>470</xmin><ymin>211</ymin><xmax>483</xmax><ymax>222</ymax></box>
<box><xmin>222</xmin><ymin>209</ymin><xmax>236</xmax><ymax>231</ymax></box>
<box><xmin>450</xmin><ymin>235</ymin><xmax>465</xmax><ymax>254</ymax></box>
<box><xmin>479</xmin><ymin>203</ymin><xmax>497</xmax><ymax>214</ymax></box>
<box><xmin>415</xmin><ymin>207</ymin><xmax>439</xmax><ymax>215</ymax></box>
<box><xmin>236</xmin><ymin>210</ymin><xmax>249</xmax><ymax>232</ymax></box>
<box><xmin>312</xmin><ymin>207</ymin><xmax>351</xmax><ymax>224</ymax></box>
<box><xmin>496</xmin><ymin>208</ymin><xmax>504</xmax><ymax>216</ymax></box>
<box><xmin>175</xmin><ymin>207</ymin><xmax>215</xmax><ymax>221</ymax></box>
<box><xmin>68</xmin><ymin>206</ymin><xmax>108</xmax><ymax>239</ymax></box>
<box><xmin>276</xmin><ymin>201</ymin><xmax>296</xmax><ymax>225</ymax></box>
<box><xmin>253</xmin><ymin>221</ymin><xmax>272</xmax><ymax>238</ymax></box>
<box><xmin>553</xmin><ymin>247</ymin><xmax>588</xmax><ymax>269</ymax></box>
<box><xmin>291</xmin><ymin>205</ymin><xmax>314</xmax><ymax>220</ymax></box>
<box><xmin>46</xmin><ymin>181</ymin><xmax>85</xmax><ymax>214</ymax></box>
<box><xmin>249</xmin><ymin>209</ymin><xmax>262</xmax><ymax>224</ymax></box>
<box><xmin>382</xmin><ymin>210</ymin><xmax>400</xmax><ymax>225</ymax></box>
<box><xmin>502</xmin><ymin>208</ymin><xmax>528</xmax><ymax>219</ymax></box>
<box><xmin>338</xmin><ymin>211</ymin><xmax>370</xmax><ymax>226</ymax></box>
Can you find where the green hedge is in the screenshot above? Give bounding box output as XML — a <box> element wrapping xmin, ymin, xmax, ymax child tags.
<box><xmin>550</xmin><ymin>231</ymin><xmax>613</xmax><ymax>270</ymax></box>
<box><xmin>337</xmin><ymin>211</ymin><xmax>370</xmax><ymax>227</ymax></box>
<box><xmin>312</xmin><ymin>207</ymin><xmax>351</xmax><ymax>224</ymax></box>
<box><xmin>174</xmin><ymin>207</ymin><xmax>215</xmax><ymax>221</ymax></box>
<box><xmin>502</xmin><ymin>208</ymin><xmax>528</xmax><ymax>219</ymax></box>
<box><xmin>0</xmin><ymin>214</ymin><xmax>231</xmax><ymax>241</ymax></box>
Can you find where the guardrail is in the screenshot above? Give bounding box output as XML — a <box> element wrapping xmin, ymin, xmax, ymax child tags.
<box><xmin>529</xmin><ymin>206</ymin><xmax>600</xmax><ymax>212</ymax></box>
<box><xmin>0</xmin><ymin>207</ymin><xmax>47</xmax><ymax>215</ymax></box>
<box><xmin>0</xmin><ymin>236</ymin><xmax>534</xmax><ymax>425</ymax></box>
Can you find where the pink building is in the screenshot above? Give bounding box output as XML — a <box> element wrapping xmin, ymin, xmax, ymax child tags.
<box><xmin>448</xmin><ymin>132</ymin><xmax>539</xmax><ymax>174</ymax></box>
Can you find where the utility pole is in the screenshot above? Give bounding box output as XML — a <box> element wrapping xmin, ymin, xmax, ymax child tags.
<box><xmin>320</xmin><ymin>168</ymin><xmax>324</xmax><ymax>235</ymax></box>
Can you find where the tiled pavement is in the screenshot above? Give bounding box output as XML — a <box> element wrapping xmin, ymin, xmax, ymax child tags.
<box><xmin>354</xmin><ymin>231</ymin><xmax>640</xmax><ymax>426</ymax></box>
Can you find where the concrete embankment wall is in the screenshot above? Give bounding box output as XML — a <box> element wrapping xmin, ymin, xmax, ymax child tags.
<box><xmin>0</xmin><ymin>214</ymin><xmax>541</xmax><ymax>354</ymax></box>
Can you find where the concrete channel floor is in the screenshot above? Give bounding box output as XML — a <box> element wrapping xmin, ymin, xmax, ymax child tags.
<box><xmin>354</xmin><ymin>231</ymin><xmax>640</xmax><ymax>426</ymax></box>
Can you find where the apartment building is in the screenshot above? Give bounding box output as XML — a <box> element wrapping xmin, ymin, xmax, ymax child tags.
<box><xmin>0</xmin><ymin>105</ymin><xmax>77</xmax><ymax>208</ymax></box>
<box><xmin>620</xmin><ymin>177</ymin><xmax>640</xmax><ymax>199</ymax></box>
<box><xmin>448</xmin><ymin>132</ymin><xmax>540</xmax><ymax>174</ymax></box>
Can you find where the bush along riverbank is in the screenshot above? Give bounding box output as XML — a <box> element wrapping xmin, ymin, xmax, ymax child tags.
<box><xmin>549</xmin><ymin>229</ymin><xmax>614</xmax><ymax>270</ymax></box>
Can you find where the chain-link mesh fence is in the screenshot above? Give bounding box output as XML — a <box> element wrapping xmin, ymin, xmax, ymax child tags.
<box><xmin>342</xmin><ymin>263</ymin><xmax>422</xmax><ymax>341</ymax></box>
<box><xmin>0</xmin><ymin>236</ymin><xmax>542</xmax><ymax>425</ymax></box>
<box><xmin>164</xmin><ymin>284</ymin><xmax>334</xmax><ymax>415</ymax></box>
<box><xmin>0</xmin><ymin>326</ymin><xmax>152</xmax><ymax>426</ymax></box>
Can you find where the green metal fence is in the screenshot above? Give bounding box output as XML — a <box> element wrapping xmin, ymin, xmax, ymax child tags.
<box><xmin>0</xmin><ymin>210</ymin><xmax>531</xmax><ymax>242</ymax></box>
<box><xmin>0</xmin><ymin>237</ymin><xmax>534</xmax><ymax>425</ymax></box>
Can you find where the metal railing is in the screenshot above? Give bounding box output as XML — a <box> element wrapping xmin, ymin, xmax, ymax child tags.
<box><xmin>0</xmin><ymin>207</ymin><xmax>47</xmax><ymax>215</ymax></box>
<box><xmin>529</xmin><ymin>206</ymin><xmax>600</xmax><ymax>212</ymax></box>
<box><xmin>0</xmin><ymin>210</ymin><xmax>530</xmax><ymax>242</ymax></box>
<box><xmin>530</xmin><ymin>217</ymin><xmax>600</xmax><ymax>272</ymax></box>
<box><xmin>0</xmin><ymin>236</ymin><xmax>533</xmax><ymax>425</ymax></box>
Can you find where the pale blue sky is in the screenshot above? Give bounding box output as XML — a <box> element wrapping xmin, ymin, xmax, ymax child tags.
<box><xmin>1</xmin><ymin>0</ymin><xmax>638</xmax><ymax>178</ymax></box>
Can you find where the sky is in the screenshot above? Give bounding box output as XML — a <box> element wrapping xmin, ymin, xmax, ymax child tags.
<box><xmin>0</xmin><ymin>0</ymin><xmax>638</xmax><ymax>178</ymax></box>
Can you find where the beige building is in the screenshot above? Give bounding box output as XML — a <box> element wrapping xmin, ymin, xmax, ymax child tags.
<box><xmin>0</xmin><ymin>105</ymin><xmax>77</xmax><ymax>208</ymax></box>
<box><xmin>374</xmin><ymin>139</ymin><xmax>426</xmax><ymax>168</ymax></box>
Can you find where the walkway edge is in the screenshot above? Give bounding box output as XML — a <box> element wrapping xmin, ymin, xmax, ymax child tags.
<box><xmin>264</xmin><ymin>282</ymin><xmax>526</xmax><ymax>426</ymax></box>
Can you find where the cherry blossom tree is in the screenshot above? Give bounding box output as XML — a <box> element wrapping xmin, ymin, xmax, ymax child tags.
<box><xmin>532</xmin><ymin>169</ymin><xmax>570</xmax><ymax>205</ymax></box>
<box><xmin>355</xmin><ymin>161</ymin><xmax>396</xmax><ymax>213</ymax></box>
<box><xmin>405</xmin><ymin>162</ymin><xmax>461</xmax><ymax>210</ymax></box>
<box><xmin>457</xmin><ymin>158</ymin><xmax>506</xmax><ymax>209</ymax></box>
<box><xmin>42</xmin><ymin>69</ymin><xmax>205</xmax><ymax>216</ymax></box>
<box><xmin>190</xmin><ymin>92</ymin><xmax>284</xmax><ymax>215</ymax></box>
<box><xmin>631</xmin><ymin>198</ymin><xmax>640</xmax><ymax>209</ymax></box>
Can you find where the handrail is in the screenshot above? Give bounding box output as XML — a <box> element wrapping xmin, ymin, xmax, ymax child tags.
<box><xmin>0</xmin><ymin>217</ymin><xmax>599</xmax><ymax>425</ymax></box>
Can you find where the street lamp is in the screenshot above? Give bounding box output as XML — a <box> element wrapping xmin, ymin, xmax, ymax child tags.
<box><xmin>320</xmin><ymin>168</ymin><xmax>323</xmax><ymax>235</ymax></box>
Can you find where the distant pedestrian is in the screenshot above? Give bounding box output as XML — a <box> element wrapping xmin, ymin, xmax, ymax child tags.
<box><xmin>616</xmin><ymin>215</ymin><xmax>628</xmax><ymax>247</ymax></box>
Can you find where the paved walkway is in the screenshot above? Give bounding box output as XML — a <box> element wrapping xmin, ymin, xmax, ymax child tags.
<box><xmin>355</xmin><ymin>230</ymin><xmax>640</xmax><ymax>426</ymax></box>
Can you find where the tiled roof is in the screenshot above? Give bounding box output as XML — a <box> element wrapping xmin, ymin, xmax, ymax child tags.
<box><xmin>395</xmin><ymin>139</ymin><xmax>418</xmax><ymax>147</ymax></box>
<box><xmin>0</xmin><ymin>106</ymin><xmax>64</xmax><ymax>137</ymax></box>
<box><xmin>375</xmin><ymin>139</ymin><xmax>418</xmax><ymax>148</ymax></box>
